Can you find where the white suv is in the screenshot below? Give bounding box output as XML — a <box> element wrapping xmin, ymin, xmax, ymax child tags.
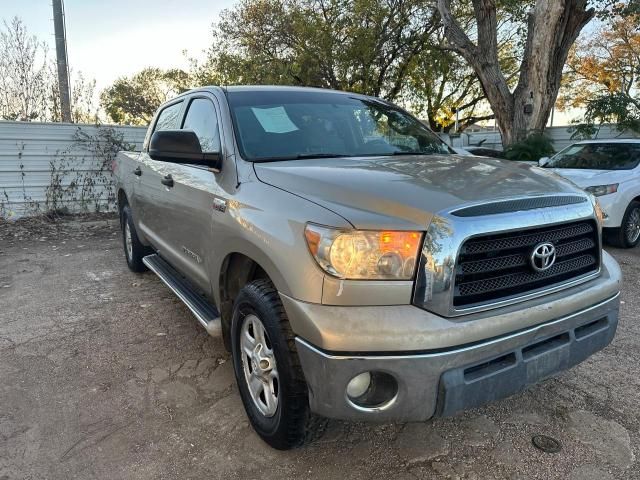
<box><xmin>540</xmin><ymin>139</ymin><xmax>640</xmax><ymax>248</ymax></box>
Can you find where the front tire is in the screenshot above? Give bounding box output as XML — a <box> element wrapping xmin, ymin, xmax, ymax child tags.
<box><xmin>230</xmin><ymin>279</ymin><xmax>327</xmax><ymax>450</ymax></box>
<box><xmin>604</xmin><ymin>200</ymin><xmax>640</xmax><ymax>248</ymax></box>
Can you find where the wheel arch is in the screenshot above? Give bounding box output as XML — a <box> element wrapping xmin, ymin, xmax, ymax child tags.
<box><xmin>217</xmin><ymin>251</ymin><xmax>277</xmax><ymax>350</ymax></box>
<box><xmin>117</xmin><ymin>188</ymin><xmax>128</xmax><ymax>214</ymax></box>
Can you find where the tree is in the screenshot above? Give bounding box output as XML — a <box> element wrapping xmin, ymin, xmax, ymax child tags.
<box><xmin>100</xmin><ymin>68</ymin><xmax>191</xmax><ymax>125</ymax></box>
<box><xmin>407</xmin><ymin>32</ymin><xmax>490</xmax><ymax>131</ymax></box>
<box><xmin>571</xmin><ymin>92</ymin><xmax>640</xmax><ymax>138</ymax></box>
<box><xmin>559</xmin><ymin>12</ymin><xmax>639</xmax><ymax>110</ymax></box>
<box><xmin>0</xmin><ymin>17</ymin><xmax>49</xmax><ymax>121</ymax></box>
<box><xmin>407</xmin><ymin>16</ymin><xmax>521</xmax><ymax>132</ymax></box>
<box><xmin>437</xmin><ymin>0</ymin><xmax>596</xmax><ymax>146</ymax></box>
<box><xmin>195</xmin><ymin>0</ymin><xmax>440</xmax><ymax>99</ymax></box>
<box><xmin>193</xmin><ymin>0</ymin><xmax>528</xmax><ymax>132</ymax></box>
<box><xmin>0</xmin><ymin>16</ymin><xmax>101</xmax><ymax>123</ymax></box>
<box><xmin>48</xmin><ymin>68</ymin><xmax>100</xmax><ymax>123</ymax></box>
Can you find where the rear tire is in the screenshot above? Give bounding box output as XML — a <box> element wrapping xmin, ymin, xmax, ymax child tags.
<box><xmin>604</xmin><ymin>201</ymin><xmax>640</xmax><ymax>248</ymax></box>
<box><xmin>120</xmin><ymin>204</ymin><xmax>151</xmax><ymax>272</ymax></box>
<box><xmin>230</xmin><ymin>279</ymin><xmax>327</xmax><ymax>450</ymax></box>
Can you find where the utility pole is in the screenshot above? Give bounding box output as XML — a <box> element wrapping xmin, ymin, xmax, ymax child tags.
<box><xmin>52</xmin><ymin>0</ymin><xmax>72</xmax><ymax>122</ymax></box>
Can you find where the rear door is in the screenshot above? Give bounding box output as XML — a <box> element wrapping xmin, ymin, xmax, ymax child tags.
<box><xmin>135</xmin><ymin>100</ymin><xmax>185</xmax><ymax>245</ymax></box>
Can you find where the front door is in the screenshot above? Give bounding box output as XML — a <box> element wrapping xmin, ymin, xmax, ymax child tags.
<box><xmin>150</xmin><ymin>96</ymin><xmax>224</xmax><ymax>293</ymax></box>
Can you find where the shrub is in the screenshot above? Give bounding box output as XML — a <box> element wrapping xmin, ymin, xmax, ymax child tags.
<box><xmin>504</xmin><ymin>133</ymin><xmax>555</xmax><ymax>161</ymax></box>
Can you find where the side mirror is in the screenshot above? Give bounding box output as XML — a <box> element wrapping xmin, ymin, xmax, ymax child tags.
<box><xmin>149</xmin><ymin>130</ymin><xmax>222</xmax><ymax>172</ymax></box>
<box><xmin>538</xmin><ymin>156</ymin><xmax>550</xmax><ymax>167</ymax></box>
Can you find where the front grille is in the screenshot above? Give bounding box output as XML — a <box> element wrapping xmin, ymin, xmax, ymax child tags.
<box><xmin>454</xmin><ymin>220</ymin><xmax>599</xmax><ymax>307</ymax></box>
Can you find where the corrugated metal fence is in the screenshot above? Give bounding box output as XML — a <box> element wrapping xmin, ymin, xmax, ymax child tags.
<box><xmin>449</xmin><ymin>124</ymin><xmax>639</xmax><ymax>151</ymax></box>
<box><xmin>0</xmin><ymin>121</ymin><xmax>147</xmax><ymax>218</ymax></box>
<box><xmin>1</xmin><ymin>121</ymin><xmax>639</xmax><ymax>218</ymax></box>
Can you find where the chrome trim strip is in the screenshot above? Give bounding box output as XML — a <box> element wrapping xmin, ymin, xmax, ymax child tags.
<box><xmin>298</xmin><ymin>292</ymin><xmax>620</xmax><ymax>360</ymax></box>
<box><xmin>414</xmin><ymin>198</ymin><xmax>601</xmax><ymax>317</ymax></box>
<box><xmin>453</xmin><ymin>269</ymin><xmax>601</xmax><ymax>315</ymax></box>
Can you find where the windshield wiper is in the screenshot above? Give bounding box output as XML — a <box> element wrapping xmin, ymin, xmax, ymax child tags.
<box><xmin>388</xmin><ymin>150</ymin><xmax>429</xmax><ymax>156</ymax></box>
<box><xmin>255</xmin><ymin>153</ymin><xmax>348</xmax><ymax>162</ymax></box>
<box><xmin>294</xmin><ymin>153</ymin><xmax>346</xmax><ymax>159</ymax></box>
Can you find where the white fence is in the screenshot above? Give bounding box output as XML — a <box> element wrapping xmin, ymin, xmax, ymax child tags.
<box><xmin>0</xmin><ymin>121</ymin><xmax>147</xmax><ymax>219</ymax></box>
<box><xmin>448</xmin><ymin>124</ymin><xmax>640</xmax><ymax>152</ymax></box>
<box><xmin>2</xmin><ymin>120</ymin><xmax>639</xmax><ymax>219</ymax></box>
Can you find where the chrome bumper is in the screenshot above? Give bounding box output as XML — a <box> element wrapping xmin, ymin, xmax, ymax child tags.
<box><xmin>296</xmin><ymin>293</ymin><xmax>620</xmax><ymax>422</ymax></box>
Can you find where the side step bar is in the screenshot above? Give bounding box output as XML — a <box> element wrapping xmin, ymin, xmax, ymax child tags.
<box><xmin>143</xmin><ymin>254</ymin><xmax>221</xmax><ymax>337</ymax></box>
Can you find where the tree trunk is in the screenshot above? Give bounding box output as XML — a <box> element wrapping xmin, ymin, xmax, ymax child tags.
<box><xmin>437</xmin><ymin>0</ymin><xmax>594</xmax><ymax>147</ymax></box>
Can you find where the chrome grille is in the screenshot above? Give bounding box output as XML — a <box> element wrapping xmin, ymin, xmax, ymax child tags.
<box><xmin>454</xmin><ymin>221</ymin><xmax>599</xmax><ymax>307</ymax></box>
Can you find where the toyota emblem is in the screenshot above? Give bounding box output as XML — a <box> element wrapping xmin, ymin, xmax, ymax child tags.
<box><xmin>530</xmin><ymin>242</ymin><xmax>556</xmax><ymax>272</ymax></box>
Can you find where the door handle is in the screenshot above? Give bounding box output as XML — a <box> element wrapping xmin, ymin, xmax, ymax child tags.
<box><xmin>161</xmin><ymin>174</ymin><xmax>174</xmax><ymax>188</ymax></box>
<box><xmin>133</xmin><ymin>166</ymin><xmax>142</xmax><ymax>176</ymax></box>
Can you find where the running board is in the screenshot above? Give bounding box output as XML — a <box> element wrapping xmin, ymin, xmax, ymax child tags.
<box><xmin>143</xmin><ymin>254</ymin><xmax>221</xmax><ymax>337</ymax></box>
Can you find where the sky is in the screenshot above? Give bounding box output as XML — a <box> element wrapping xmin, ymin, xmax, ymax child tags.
<box><xmin>0</xmin><ymin>0</ymin><xmax>237</xmax><ymax>91</ymax></box>
<box><xmin>1</xmin><ymin>0</ymin><xmax>580</xmax><ymax>125</ymax></box>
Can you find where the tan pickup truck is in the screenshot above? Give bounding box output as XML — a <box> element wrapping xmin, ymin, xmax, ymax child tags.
<box><xmin>113</xmin><ymin>86</ymin><xmax>621</xmax><ymax>450</ymax></box>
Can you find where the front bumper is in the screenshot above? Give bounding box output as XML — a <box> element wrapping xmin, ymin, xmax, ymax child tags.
<box><xmin>296</xmin><ymin>293</ymin><xmax>619</xmax><ymax>422</ymax></box>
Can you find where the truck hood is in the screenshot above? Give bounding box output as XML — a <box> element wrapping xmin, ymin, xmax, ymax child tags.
<box><xmin>254</xmin><ymin>154</ymin><xmax>585</xmax><ymax>230</ymax></box>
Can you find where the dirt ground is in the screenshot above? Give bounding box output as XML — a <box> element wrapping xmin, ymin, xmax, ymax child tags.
<box><xmin>0</xmin><ymin>214</ymin><xmax>638</xmax><ymax>480</ymax></box>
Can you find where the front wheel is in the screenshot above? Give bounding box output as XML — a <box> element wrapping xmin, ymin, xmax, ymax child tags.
<box><xmin>605</xmin><ymin>200</ymin><xmax>640</xmax><ymax>248</ymax></box>
<box><xmin>230</xmin><ymin>279</ymin><xmax>327</xmax><ymax>450</ymax></box>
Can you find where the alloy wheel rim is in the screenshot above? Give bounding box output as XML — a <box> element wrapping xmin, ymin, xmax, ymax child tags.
<box><xmin>626</xmin><ymin>208</ymin><xmax>640</xmax><ymax>244</ymax></box>
<box><xmin>240</xmin><ymin>314</ymin><xmax>279</xmax><ymax>417</ymax></box>
<box><xmin>125</xmin><ymin>222</ymin><xmax>133</xmax><ymax>260</ymax></box>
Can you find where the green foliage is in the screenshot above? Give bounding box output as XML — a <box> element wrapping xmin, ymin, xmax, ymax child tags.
<box><xmin>190</xmin><ymin>0</ymin><xmax>495</xmax><ymax>130</ymax></box>
<box><xmin>193</xmin><ymin>0</ymin><xmax>438</xmax><ymax>99</ymax></box>
<box><xmin>570</xmin><ymin>92</ymin><xmax>640</xmax><ymax>139</ymax></box>
<box><xmin>504</xmin><ymin>133</ymin><xmax>555</xmax><ymax>161</ymax></box>
<box><xmin>100</xmin><ymin>68</ymin><xmax>191</xmax><ymax>125</ymax></box>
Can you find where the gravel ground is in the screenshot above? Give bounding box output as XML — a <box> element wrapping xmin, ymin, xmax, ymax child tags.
<box><xmin>0</xmin><ymin>215</ymin><xmax>638</xmax><ymax>480</ymax></box>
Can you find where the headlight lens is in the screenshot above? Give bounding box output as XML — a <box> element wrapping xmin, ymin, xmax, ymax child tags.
<box><xmin>304</xmin><ymin>224</ymin><xmax>422</xmax><ymax>279</ymax></box>
<box><xmin>585</xmin><ymin>184</ymin><xmax>618</xmax><ymax>196</ymax></box>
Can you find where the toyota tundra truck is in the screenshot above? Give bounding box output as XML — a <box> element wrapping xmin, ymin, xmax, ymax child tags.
<box><xmin>113</xmin><ymin>86</ymin><xmax>621</xmax><ymax>450</ymax></box>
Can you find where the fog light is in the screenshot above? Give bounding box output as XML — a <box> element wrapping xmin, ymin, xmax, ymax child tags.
<box><xmin>346</xmin><ymin>371</ymin><xmax>399</xmax><ymax>410</ymax></box>
<box><xmin>346</xmin><ymin>372</ymin><xmax>371</xmax><ymax>399</ymax></box>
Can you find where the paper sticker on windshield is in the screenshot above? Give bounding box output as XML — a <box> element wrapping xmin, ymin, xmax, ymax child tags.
<box><xmin>251</xmin><ymin>106</ymin><xmax>299</xmax><ymax>134</ymax></box>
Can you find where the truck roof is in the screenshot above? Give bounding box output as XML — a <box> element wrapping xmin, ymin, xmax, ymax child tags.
<box><xmin>181</xmin><ymin>84</ymin><xmax>370</xmax><ymax>99</ymax></box>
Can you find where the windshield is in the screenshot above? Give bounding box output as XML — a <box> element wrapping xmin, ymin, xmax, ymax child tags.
<box><xmin>226</xmin><ymin>89</ymin><xmax>452</xmax><ymax>161</ymax></box>
<box><xmin>545</xmin><ymin>142</ymin><xmax>640</xmax><ymax>170</ymax></box>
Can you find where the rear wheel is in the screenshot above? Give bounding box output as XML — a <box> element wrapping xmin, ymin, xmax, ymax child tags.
<box><xmin>605</xmin><ymin>201</ymin><xmax>640</xmax><ymax>248</ymax></box>
<box><xmin>120</xmin><ymin>204</ymin><xmax>151</xmax><ymax>272</ymax></box>
<box><xmin>230</xmin><ymin>279</ymin><xmax>327</xmax><ymax>450</ymax></box>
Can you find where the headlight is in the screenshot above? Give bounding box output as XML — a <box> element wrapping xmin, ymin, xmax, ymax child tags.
<box><xmin>585</xmin><ymin>184</ymin><xmax>618</xmax><ymax>196</ymax></box>
<box><xmin>587</xmin><ymin>193</ymin><xmax>608</xmax><ymax>228</ymax></box>
<box><xmin>304</xmin><ymin>224</ymin><xmax>422</xmax><ymax>280</ymax></box>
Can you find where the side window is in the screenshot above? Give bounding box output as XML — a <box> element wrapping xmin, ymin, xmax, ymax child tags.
<box><xmin>154</xmin><ymin>101</ymin><xmax>183</xmax><ymax>132</ymax></box>
<box><xmin>182</xmin><ymin>98</ymin><xmax>221</xmax><ymax>152</ymax></box>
